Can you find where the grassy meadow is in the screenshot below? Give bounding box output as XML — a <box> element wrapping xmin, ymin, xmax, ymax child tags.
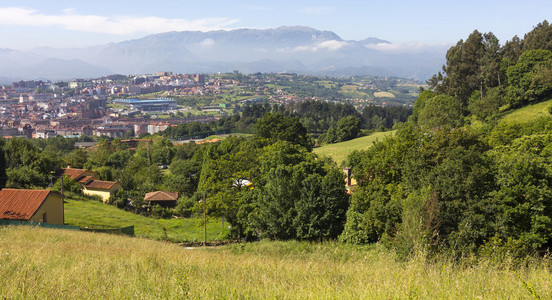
<box><xmin>314</xmin><ymin>131</ymin><xmax>395</xmax><ymax>165</ymax></box>
<box><xmin>1</xmin><ymin>226</ymin><xmax>551</xmax><ymax>299</ymax></box>
<box><xmin>499</xmin><ymin>98</ymin><xmax>552</xmax><ymax>124</ymax></box>
<box><xmin>64</xmin><ymin>198</ymin><xmax>229</xmax><ymax>242</ymax></box>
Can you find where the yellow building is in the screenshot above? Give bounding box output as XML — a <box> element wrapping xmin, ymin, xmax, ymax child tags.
<box><xmin>57</xmin><ymin>167</ymin><xmax>122</xmax><ymax>203</ymax></box>
<box><xmin>82</xmin><ymin>180</ymin><xmax>122</xmax><ymax>203</ymax></box>
<box><xmin>0</xmin><ymin>189</ymin><xmax>64</xmax><ymax>225</ymax></box>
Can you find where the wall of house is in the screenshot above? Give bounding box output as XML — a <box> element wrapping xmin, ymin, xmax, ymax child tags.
<box><xmin>83</xmin><ymin>188</ymin><xmax>113</xmax><ymax>203</ymax></box>
<box><xmin>30</xmin><ymin>194</ymin><xmax>64</xmax><ymax>225</ymax></box>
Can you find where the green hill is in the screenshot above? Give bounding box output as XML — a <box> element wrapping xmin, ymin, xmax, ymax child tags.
<box><xmin>64</xmin><ymin>198</ymin><xmax>229</xmax><ymax>242</ymax></box>
<box><xmin>1</xmin><ymin>226</ymin><xmax>550</xmax><ymax>299</ymax></box>
<box><xmin>313</xmin><ymin>131</ymin><xmax>395</xmax><ymax>165</ymax></box>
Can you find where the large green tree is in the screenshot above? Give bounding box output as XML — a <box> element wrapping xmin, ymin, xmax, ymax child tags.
<box><xmin>506</xmin><ymin>49</ymin><xmax>552</xmax><ymax>107</ymax></box>
<box><xmin>252</xmin><ymin>141</ymin><xmax>349</xmax><ymax>240</ymax></box>
<box><xmin>255</xmin><ymin>113</ymin><xmax>313</xmax><ymax>151</ymax></box>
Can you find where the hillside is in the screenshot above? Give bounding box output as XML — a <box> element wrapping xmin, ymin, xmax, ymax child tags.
<box><xmin>499</xmin><ymin>98</ymin><xmax>552</xmax><ymax>124</ymax></box>
<box><xmin>64</xmin><ymin>198</ymin><xmax>229</xmax><ymax>242</ymax></box>
<box><xmin>314</xmin><ymin>131</ymin><xmax>395</xmax><ymax>165</ymax></box>
<box><xmin>0</xmin><ymin>226</ymin><xmax>550</xmax><ymax>298</ymax></box>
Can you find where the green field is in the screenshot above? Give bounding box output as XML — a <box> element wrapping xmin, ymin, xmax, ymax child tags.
<box><xmin>1</xmin><ymin>226</ymin><xmax>550</xmax><ymax>299</ymax></box>
<box><xmin>64</xmin><ymin>198</ymin><xmax>229</xmax><ymax>242</ymax></box>
<box><xmin>314</xmin><ymin>131</ymin><xmax>395</xmax><ymax>165</ymax></box>
<box><xmin>499</xmin><ymin>98</ymin><xmax>552</xmax><ymax>124</ymax></box>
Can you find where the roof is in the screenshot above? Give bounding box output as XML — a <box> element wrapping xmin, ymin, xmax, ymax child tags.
<box><xmin>57</xmin><ymin>168</ymin><xmax>94</xmax><ymax>181</ymax></box>
<box><xmin>0</xmin><ymin>189</ymin><xmax>60</xmax><ymax>220</ymax></box>
<box><xmin>83</xmin><ymin>180</ymin><xmax>120</xmax><ymax>190</ymax></box>
<box><xmin>77</xmin><ymin>176</ymin><xmax>96</xmax><ymax>184</ymax></box>
<box><xmin>144</xmin><ymin>191</ymin><xmax>179</xmax><ymax>201</ymax></box>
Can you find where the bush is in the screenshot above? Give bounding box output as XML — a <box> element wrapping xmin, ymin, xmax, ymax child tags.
<box><xmin>150</xmin><ymin>205</ymin><xmax>172</xmax><ymax>219</ymax></box>
<box><xmin>53</xmin><ymin>175</ymin><xmax>82</xmax><ymax>194</ymax></box>
<box><xmin>174</xmin><ymin>197</ymin><xmax>196</xmax><ymax>218</ymax></box>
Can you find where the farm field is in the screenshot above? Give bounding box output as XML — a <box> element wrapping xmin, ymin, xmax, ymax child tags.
<box><xmin>314</xmin><ymin>131</ymin><xmax>395</xmax><ymax>165</ymax></box>
<box><xmin>1</xmin><ymin>226</ymin><xmax>550</xmax><ymax>299</ymax></box>
<box><xmin>64</xmin><ymin>198</ymin><xmax>229</xmax><ymax>242</ymax></box>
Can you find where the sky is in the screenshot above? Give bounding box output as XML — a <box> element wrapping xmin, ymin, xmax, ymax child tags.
<box><xmin>0</xmin><ymin>0</ymin><xmax>551</xmax><ymax>50</ymax></box>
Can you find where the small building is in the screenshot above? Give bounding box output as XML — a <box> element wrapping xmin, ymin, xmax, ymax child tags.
<box><xmin>56</xmin><ymin>168</ymin><xmax>96</xmax><ymax>182</ymax></box>
<box><xmin>144</xmin><ymin>191</ymin><xmax>179</xmax><ymax>208</ymax></box>
<box><xmin>82</xmin><ymin>180</ymin><xmax>122</xmax><ymax>203</ymax></box>
<box><xmin>0</xmin><ymin>189</ymin><xmax>64</xmax><ymax>225</ymax></box>
<box><xmin>56</xmin><ymin>167</ymin><xmax>122</xmax><ymax>203</ymax></box>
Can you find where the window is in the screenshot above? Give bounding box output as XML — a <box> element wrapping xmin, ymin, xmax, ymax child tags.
<box><xmin>42</xmin><ymin>213</ymin><xmax>47</xmax><ymax>223</ymax></box>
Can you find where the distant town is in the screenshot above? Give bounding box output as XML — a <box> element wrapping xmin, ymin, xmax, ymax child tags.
<box><xmin>0</xmin><ymin>72</ymin><xmax>420</xmax><ymax>140</ymax></box>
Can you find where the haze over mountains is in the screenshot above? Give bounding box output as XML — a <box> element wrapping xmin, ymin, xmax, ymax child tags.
<box><xmin>0</xmin><ymin>26</ymin><xmax>446</xmax><ymax>82</ymax></box>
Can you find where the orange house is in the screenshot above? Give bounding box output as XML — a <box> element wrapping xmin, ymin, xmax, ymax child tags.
<box><xmin>0</xmin><ymin>189</ymin><xmax>64</xmax><ymax>225</ymax></box>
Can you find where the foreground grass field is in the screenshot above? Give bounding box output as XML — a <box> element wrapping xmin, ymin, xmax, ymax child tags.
<box><xmin>314</xmin><ymin>131</ymin><xmax>395</xmax><ymax>165</ymax></box>
<box><xmin>64</xmin><ymin>198</ymin><xmax>229</xmax><ymax>242</ymax></box>
<box><xmin>1</xmin><ymin>226</ymin><xmax>551</xmax><ymax>299</ymax></box>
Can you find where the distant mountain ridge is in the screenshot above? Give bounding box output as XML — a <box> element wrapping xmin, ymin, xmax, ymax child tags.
<box><xmin>0</xmin><ymin>26</ymin><xmax>446</xmax><ymax>82</ymax></box>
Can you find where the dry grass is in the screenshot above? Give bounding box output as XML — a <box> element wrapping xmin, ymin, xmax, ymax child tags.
<box><xmin>1</xmin><ymin>226</ymin><xmax>551</xmax><ymax>299</ymax></box>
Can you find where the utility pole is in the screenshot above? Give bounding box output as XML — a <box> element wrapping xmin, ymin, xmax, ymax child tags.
<box><xmin>203</xmin><ymin>192</ymin><xmax>207</xmax><ymax>247</ymax></box>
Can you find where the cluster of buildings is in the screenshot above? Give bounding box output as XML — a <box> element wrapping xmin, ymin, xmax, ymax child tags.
<box><xmin>0</xmin><ymin>72</ymin><xmax>226</xmax><ymax>139</ymax></box>
<box><xmin>0</xmin><ymin>166</ymin><xmax>180</xmax><ymax>226</ymax></box>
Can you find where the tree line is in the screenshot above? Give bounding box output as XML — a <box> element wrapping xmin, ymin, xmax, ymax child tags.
<box><xmin>342</xmin><ymin>20</ymin><xmax>552</xmax><ymax>259</ymax></box>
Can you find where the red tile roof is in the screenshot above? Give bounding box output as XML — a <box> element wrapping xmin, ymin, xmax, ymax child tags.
<box><xmin>83</xmin><ymin>180</ymin><xmax>120</xmax><ymax>190</ymax></box>
<box><xmin>57</xmin><ymin>168</ymin><xmax>94</xmax><ymax>181</ymax></box>
<box><xmin>0</xmin><ymin>189</ymin><xmax>57</xmax><ymax>220</ymax></box>
<box><xmin>78</xmin><ymin>176</ymin><xmax>96</xmax><ymax>184</ymax></box>
<box><xmin>144</xmin><ymin>191</ymin><xmax>179</xmax><ymax>201</ymax></box>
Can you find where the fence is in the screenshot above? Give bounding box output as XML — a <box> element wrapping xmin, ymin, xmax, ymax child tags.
<box><xmin>0</xmin><ymin>220</ymin><xmax>80</xmax><ymax>230</ymax></box>
<box><xmin>80</xmin><ymin>225</ymin><xmax>134</xmax><ymax>236</ymax></box>
<box><xmin>0</xmin><ymin>220</ymin><xmax>134</xmax><ymax>236</ymax></box>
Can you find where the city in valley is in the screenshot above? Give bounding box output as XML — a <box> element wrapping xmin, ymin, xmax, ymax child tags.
<box><xmin>0</xmin><ymin>72</ymin><xmax>418</xmax><ymax>140</ymax></box>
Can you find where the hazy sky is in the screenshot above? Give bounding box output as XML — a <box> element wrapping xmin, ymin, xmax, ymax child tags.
<box><xmin>1</xmin><ymin>0</ymin><xmax>551</xmax><ymax>50</ymax></box>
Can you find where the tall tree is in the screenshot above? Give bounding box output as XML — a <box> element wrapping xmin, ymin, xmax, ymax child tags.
<box><xmin>255</xmin><ymin>113</ymin><xmax>313</xmax><ymax>151</ymax></box>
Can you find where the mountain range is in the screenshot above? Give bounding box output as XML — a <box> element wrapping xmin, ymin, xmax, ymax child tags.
<box><xmin>0</xmin><ymin>26</ymin><xmax>447</xmax><ymax>82</ymax></box>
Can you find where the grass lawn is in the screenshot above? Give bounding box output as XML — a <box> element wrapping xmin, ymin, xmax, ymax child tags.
<box><xmin>499</xmin><ymin>98</ymin><xmax>552</xmax><ymax>124</ymax></box>
<box><xmin>202</xmin><ymin>133</ymin><xmax>253</xmax><ymax>141</ymax></box>
<box><xmin>314</xmin><ymin>131</ymin><xmax>395</xmax><ymax>165</ymax></box>
<box><xmin>1</xmin><ymin>226</ymin><xmax>550</xmax><ymax>299</ymax></box>
<box><xmin>64</xmin><ymin>198</ymin><xmax>229</xmax><ymax>242</ymax></box>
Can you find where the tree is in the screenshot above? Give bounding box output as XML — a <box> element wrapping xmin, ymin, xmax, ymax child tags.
<box><xmin>417</xmin><ymin>94</ymin><xmax>463</xmax><ymax>129</ymax></box>
<box><xmin>252</xmin><ymin>141</ymin><xmax>349</xmax><ymax>240</ymax></box>
<box><xmin>197</xmin><ymin>140</ymin><xmax>262</xmax><ymax>239</ymax></box>
<box><xmin>163</xmin><ymin>159</ymin><xmax>202</xmax><ymax>197</ymax></box>
<box><xmin>255</xmin><ymin>113</ymin><xmax>313</xmax><ymax>151</ymax></box>
<box><xmin>522</xmin><ymin>20</ymin><xmax>552</xmax><ymax>53</ymax></box>
<box><xmin>506</xmin><ymin>49</ymin><xmax>552</xmax><ymax>107</ymax></box>
<box><xmin>440</xmin><ymin>30</ymin><xmax>485</xmax><ymax>107</ymax></box>
<box><xmin>0</xmin><ymin>138</ymin><xmax>7</xmax><ymax>188</ymax></box>
<box><xmin>336</xmin><ymin>116</ymin><xmax>361</xmax><ymax>142</ymax></box>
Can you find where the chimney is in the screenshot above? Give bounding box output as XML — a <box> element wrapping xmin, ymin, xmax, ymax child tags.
<box><xmin>343</xmin><ymin>167</ymin><xmax>352</xmax><ymax>186</ymax></box>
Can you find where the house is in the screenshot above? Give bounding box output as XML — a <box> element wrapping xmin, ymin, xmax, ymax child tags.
<box><xmin>57</xmin><ymin>167</ymin><xmax>122</xmax><ymax>203</ymax></box>
<box><xmin>82</xmin><ymin>180</ymin><xmax>122</xmax><ymax>203</ymax></box>
<box><xmin>57</xmin><ymin>168</ymin><xmax>96</xmax><ymax>182</ymax></box>
<box><xmin>0</xmin><ymin>189</ymin><xmax>64</xmax><ymax>225</ymax></box>
<box><xmin>144</xmin><ymin>191</ymin><xmax>179</xmax><ymax>208</ymax></box>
